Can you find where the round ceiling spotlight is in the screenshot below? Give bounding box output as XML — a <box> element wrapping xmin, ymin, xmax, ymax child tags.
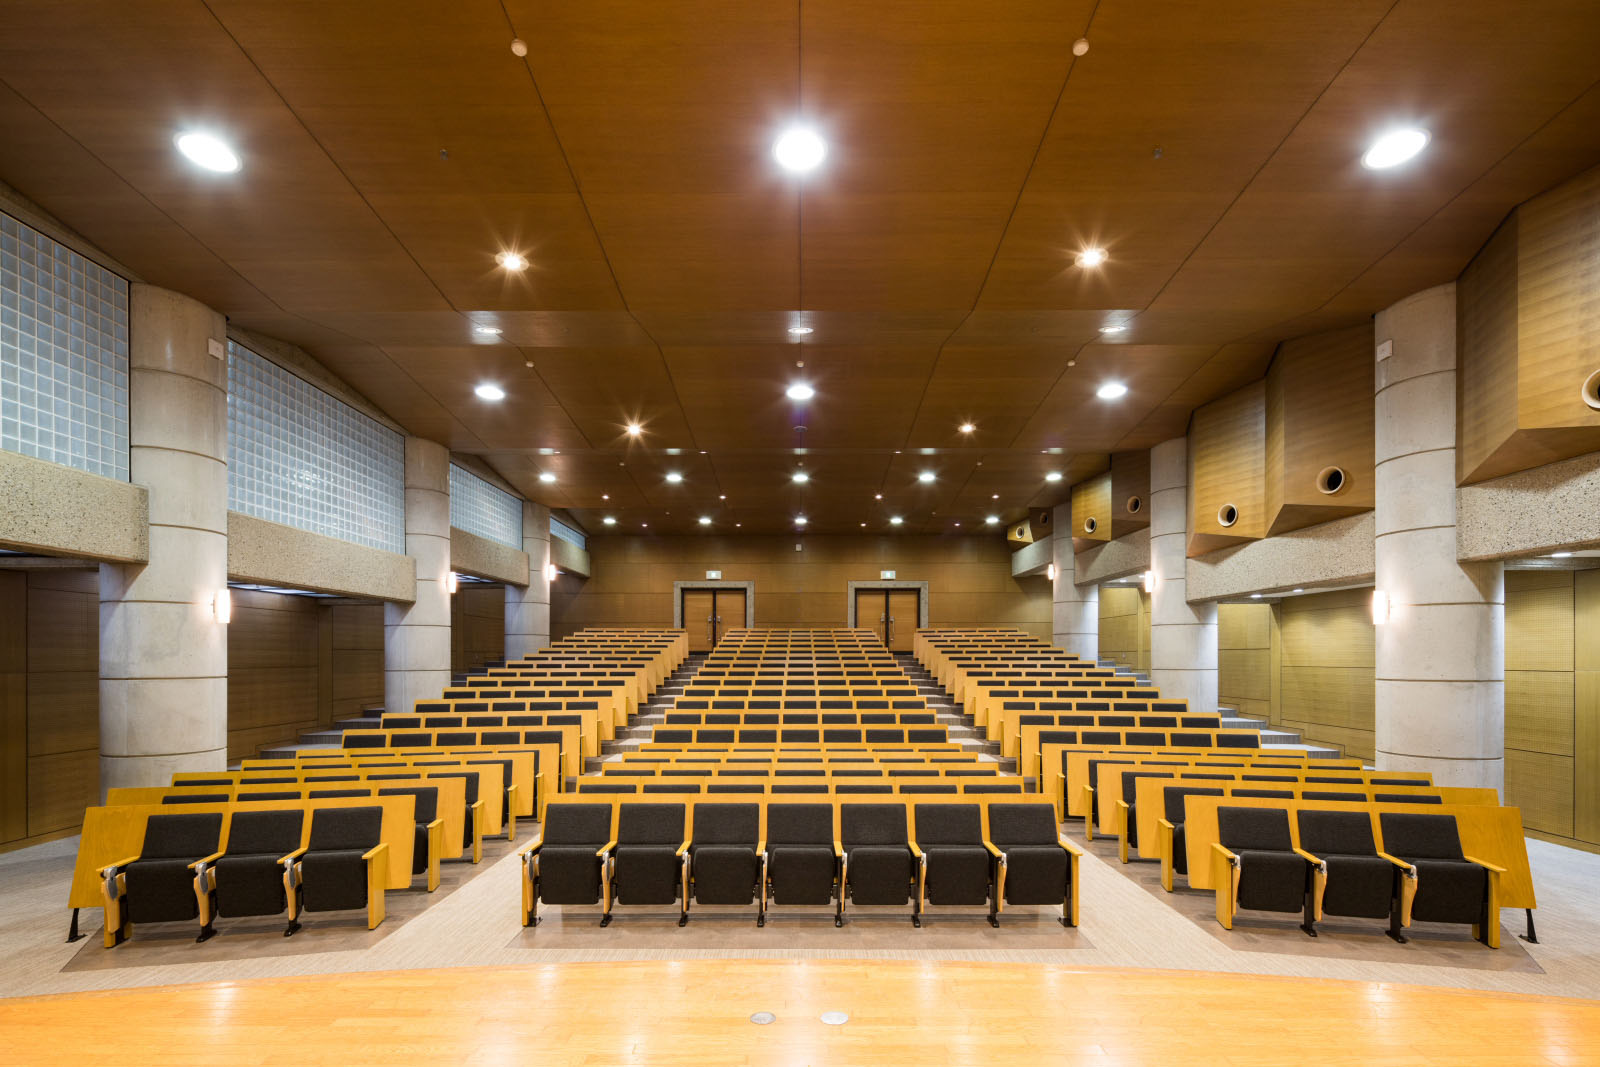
<box><xmin>788</xmin><ymin>326</ymin><xmax>814</xmax><ymax>335</ymax></box>
<box><xmin>1098</xmin><ymin>324</ymin><xmax>1126</xmax><ymax>334</ymax></box>
<box><xmin>473</xmin><ymin>325</ymin><xmax>502</xmax><ymax>335</ymax></box>
<box><xmin>889</xmin><ymin>516</ymin><xmax>904</xmax><ymax>526</ymax></box>
<box><xmin>625</xmin><ymin>422</ymin><xmax>643</xmax><ymax>437</ymax></box>
<box><xmin>918</xmin><ymin>471</ymin><xmax>936</xmax><ymax>484</ymax></box>
<box><xmin>1045</xmin><ymin>471</ymin><xmax>1063</xmax><ymax>482</ymax></box>
<box><xmin>495</xmin><ymin>251</ymin><xmax>529</xmax><ymax>271</ymax></box>
<box><xmin>174</xmin><ymin>131</ymin><xmax>241</xmax><ymax>173</ymax></box>
<box><xmin>773</xmin><ymin>126</ymin><xmax>827</xmax><ymax>173</ymax></box>
<box><xmin>474</xmin><ymin>383</ymin><xmax>506</xmax><ymax>401</ymax></box>
<box><xmin>1076</xmin><ymin>247</ymin><xmax>1108</xmax><ymax>268</ymax></box>
<box><xmin>794</xmin><ymin>515</ymin><xmax>808</xmax><ymax>527</ymax></box>
<box><xmin>786</xmin><ymin>382</ymin><xmax>815</xmax><ymax>401</ymax></box>
<box><xmin>792</xmin><ymin>471</ymin><xmax>810</xmax><ymax>484</ymax></box>
<box><xmin>698</xmin><ymin>516</ymin><xmax>712</xmax><ymax>526</ymax></box>
<box><xmin>510</xmin><ymin>38</ymin><xmax>528</xmax><ymax>57</ymax></box>
<box><xmin>538</xmin><ymin>472</ymin><xmax>556</xmax><ymax>483</ymax></box>
<box><xmin>665</xmin><ymin>472</ymin><xmax>684</xmax><ymax>484</ymax></box>
<box><xmin>602</xmin><ymin>516</ymin><xmax>617</xmax><ymax>525</ymax></box>
<box><xmin>1362</xmin><ymin>127</ymin><xmax>1430</xmax><ymax>170</ymax></box>
<box><xmin>985</xmin><ymin>514</ymin><xmax>1000</xmax><ymax>525</ymax></box>
<box><xmin>1096</xmin><ymin>381</ymin><xmax>1129</xmax><ymax>400</ymax></box>
<box><xmin>1071</xmin><ymin>37</ymin><xmax>1090</xmax><ymax>56</ymax></box>
<box><xmin>958</xmin><ymin>422</ymin><xmax>976</xmax><ymax>434</ymax></box>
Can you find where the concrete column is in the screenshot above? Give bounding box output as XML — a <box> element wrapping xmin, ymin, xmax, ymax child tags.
<box><xmin>504</xmin><ymin>501</ymin><xmax>551</xmax><ymax>660</ymax></box>
<box><xmin>99</xmin><ymin>285</ymin><xmax>229</xmax><ymax>791</ymax></box>
<box><xmin>1374</xmin><ymin>284</ymin><xmax>1504</xmax><ymax>790</ymax></box>
<box><xmin>384</xmin><ymin>438</ymin><xmax>451</xmax><ymax>714</ymax></box>
<box><xmin>1050</xmin><ymin>504</ymin><xmax>1099</xmax><ymax>662</ymax></box>
<box><xmin>1148</xmin><ymin>438</ymin><xmax>1219</xmax><ymax>712</ymax></box>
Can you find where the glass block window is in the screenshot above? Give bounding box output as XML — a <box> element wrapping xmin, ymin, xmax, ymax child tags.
<box><xmin>227</xmin><ymin>341</ymin><xmax>404</xmax><ymax>553</ymax></box>
<box><xmin>550</xmin><ymin>516</ymin><xmax>587</xmax><ymax>550</ymax></box>
<box><xmin>0</xmin><ymin>211</ymin><xmax>129</xmax><ymax>480</ymax></box>
<box><xmin>449</xmin><ymin>463</ymin><xmax>523</xmax><ymax>548</ymax></box>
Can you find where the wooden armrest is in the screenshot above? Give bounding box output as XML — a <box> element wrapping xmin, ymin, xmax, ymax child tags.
<box><xmin>187</xmin><ymin>850</ymin><xmax>226</xmax><ymax>870</ymax></box>
<box><xmin>1463</xmin><ymin>854</ymin><xmax>1507</xmax><ymax>874</ymax></box>
<box><xmin>756</xmin><ymin>839</ymin><xmax>766</xmax><ymax>855</ymax></box>
<box><xmin>98</xmin><ymin>855</ymin><xmax>142</xmax><ymax>877</ymax></box>
<box><xmin>833</xmin><ymin>839</ymin><xmax>845</xmax><ymax>857</ymax></box>
<box><xmin>596</xmin><ymin>839</ymin><xmax>617</xmax><ymax>858</ymax></box>
<box><xmin>361</xmin><ymin>842</ymin><xmax>387</xmax><ymax>862</ymax></box>
<box><xmin>278</xmin><ymin>845</ymin><xmax>309</xmax><ymax>866</ymax></box>
<box><xmin>676</xmin><ymin>839</ymin><xmax>692</xmax><ymax>857</ymax></box>
<box><xmin>1157</xmin><ymin>818</ymin><xmax>1174</xmax><ymax>831</ymax></box>
<box><xmin>1292</xmin><ymin>847</ymin><xmax>1325</xmax><ymax>869</ymax></box>
<box><xmin>1211</xmin><ymin>842</ymin><xmax>1239</xmax><ymax>866</ymax></box>
<box><xmin>1377</xmin><ymin>850</ymin><xmax>1416</xmax><ymax>874</ymax></box>
<box><xmin>518</xmin><ymin>835</ymin><xmax>544</xmax><ymax>857</ymax></box>
<box><xmin>983</xmin><ymin>840</ymin><xmax>1005</xmax><ymax>860</ymax></box>
<box><xmin>908</xmin><ymin>841</ymin><xmax>923</xmax><ymax>859</ymax></box>
<box><xmin>1057</xmin><ymin>835</ymin><xmax>1085</xmax><ymax>858</ymax></box>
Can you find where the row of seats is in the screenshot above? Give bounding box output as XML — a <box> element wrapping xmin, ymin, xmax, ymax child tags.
<box><xmin>523</xmin><ymin>800</ymin><xmax>1078</xmax><ymax>927</ymax></box>
<box><xmin>576</xmin><ymin>781</ymin><xmax>1025</xmax><ymax>795</ymax></box>
<box><xmin>650</xmin><ymin>726</ymin><xmax>948</xmax><ymax>744</ymax></box>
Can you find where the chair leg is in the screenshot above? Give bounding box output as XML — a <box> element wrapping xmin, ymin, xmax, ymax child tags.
<box><xmin>835</xmin><ymin>857</ymin><xmax>846</xmax><ymax>928</ymax></box>
<box><xmin>1386</xmin><ymin>898</ymin><xmax>1407</xmax><ymax>944</ymax></box>
<box><xmin>757</xmin><ymin>854</ymin><xmax>768</xmax><ymax>927</ymax></box>
<box><xmin>66</xmin><ymin>908</ymin><xmax>85</xmax><ymax>943</ymax></box>
<box><xmin>1300</xmin><ymin>889</ymin><xmax>1318</xmax><ymax>938</ymax></box>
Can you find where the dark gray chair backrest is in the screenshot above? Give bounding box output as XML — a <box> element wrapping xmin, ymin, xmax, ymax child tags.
<box><xmin>226</xmin><ymin>809</ymin><xmax>305</xmax><ymax>855</ymax></box>
<box><xmin>543</xmin><ymin>803</ymin><xmax>612</xmax><ymax>845</ymax></box>
<box><xmin>986</xmin><ymin>804</ymin><xmax>1055</xmax><ymax>847</ymax></box>
<box><xmin>163</xmin><ymin>793</ymin><xmax>229</xmax><ymax>805</ymax></box>
<box><xmin>912</xmin><ymin>803</ymin><xmax>982</xmax><ymax>846</ymax></box>
<box><xmin>307</xmin><ymin>806</ymin><xmax>383</xmax><ymax>851</ymax></box>
<box><xmin>378</xmin><ymin>786</ymin><xmax>438</xmax><ymax>822</ymax></box>
<box><xmin>842</xmin><ymin>803</ymin><xmax>908</xmax><ymax>846</ymax></box>
<box><xmin>141</xmin><ymin>812</ymin><xmax>224</xmax><ymax>858</ymax></box>
<box><xmin>692</xmin><ymin>803</ymin><xmax>759</xmax><ymax>845</ymax></box>
<box><xmin>1163</xmin><ymin>785</ymin><xmax>1223</xmax><ymax>822</ymax></box>
<box><xmin>1296</xmin><ymin>809</ymin><xmax>1376</xmax><ymax>857</ymax></box>
<box><xmin>1379</xmin><ymin>812</ymin><xmax>1465</xmax><ymax>860</ymax></box>
<box><xmin>618</xmin><ymin>803</ymin><xmax>685</xmax><ymax>844</ymax></box>
<box><xmin>1217</xmin><ymin>806</ymin><xmax>1292</xmax><ymax>852</ymax></box>
<box><xmin>766</xmin><ymin>803</ymin><xmax>834</xmax><ymax>845</ymax></box>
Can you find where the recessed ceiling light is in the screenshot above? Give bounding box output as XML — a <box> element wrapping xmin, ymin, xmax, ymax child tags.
<box><xmin>641</xmin><ymin>522</ymin><xmax>648</xmax><ymax>528</ymax></box>
<box><xmin>735</xmin><ymin>522</ymin><xmax>742</xmax><ymax>527</ymax></box>
<box><xmin>174</xmin><ymin>131</ymin><xmax>241</xmax><ymax>173</ymax></box>
<box><xmin>794</xmin><ymin>515</ymin><xmax>808</xmax><ymax>526</ymax></box>
<box><xmin>918</xmin><ymin>471</ymin><xmax>936</xmax><ymax>483</ymax></box>
<box><xmin>473</xmin><ymin>325</ymin><xmax>503</xmax><ymax>335</ymax></box>
<box><xmin>788</xmin><ymin>326</ymin><xmax>814</xmax><ymax>335</ymax></box>
<box><xmin>889</xmin><ymin>516</ymin><xmax>903</xmax><ymax>526</ymax></box>
<box><xmin>538</xmin><ymin>472</ymin><xmax>556</xmax><ymax>483</ymax></box>
<box><xmin>954</xmin><ymin>522</ymin><xmax>961</xmax><ymax>527</ymax></box>
<box><xmin>625</xmin><ymin>423</ymin><xmax>643</xmax><ymax>436</ymax></box>
<box><xmin>985</xmin><ymin>515</ymin><xmax>1000</xmax><ymax>525</ymax></box>
<box><xmin>773</xmin><ymin>126</ymin><xmax>827</xmax><ymax>173</ymax></box>
<box><xmin>1096</xmin><ymin>381</ymin><xmax>1129</xmax><ymax>400</ymax></box>
<box><xmin>698</xmin><ymin>516</ymin><xmax>712</xmax><ymax>526</ymax></box>
<box><xmin>874</xmin><ymin>493</ymin><xmax>883</xmax><ymax>500</ymax></box>
<box><xmin>495</xmin><ymin>251</ymin><xmax>529</xmax><ymax>271</ymax></box>
<box><xmin>991</xmin><ymin>494</ymin><xmax>999</xmax><ymax>500</ymax></box>
<box><xmin>603</xmin><ymin>516</ymin><xmax>616</xmax><ymax>525</ymax></box>
<box><xmin>665</xmin><ymin>472</ymin><xmax>683</xmax><ymax>483</ymax></box>
<box><xmin>602</xmin><ymin>494</ymin><xmax>610</xmax><ymax>500</ymax></box>
<box><xmin>786</xmin><ymin>383</ymin><xmax>815</xmax><ymax>401</ymax></box>
<box><xmin>1076</xmin><ymin>247</ymin><xmax>1107</xmax><ymax>268</ymax></box>
<box><xmin>719</xmin><ymin>494</ymin><xmax>727</xmax><ymax>500</ymax></box>
<box><xmin>1362</xmin><ymin>127</ymin><xmax>1429</xmax><ymax>170</ymax></box>
<box><xmin>792</xmin><ymin>471</ymin><xmax>810</xmax><ymax>484</ymax></box>
<box><xmin>1098</xmin><ymin>324</ymin><xmax>1126</xmax><ymax>334</ymax></box>
<box><xmin>958</xmin><ymin>422</ymin><xmax>976</xmax><ymax>434</ymax></box>
<box><xmin>1045</xmin><ymin>472</ymin><xmax>1063</xmax><ymax>482</ymax></box>
<box><xmin>474</xmin><ymin>383</ymin><xmax>506</xmax><ymax>401</ymax></box>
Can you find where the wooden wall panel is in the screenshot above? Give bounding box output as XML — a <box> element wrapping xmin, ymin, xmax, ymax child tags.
<box><xmin>1097</xmin><ymin>585</ymin><xmax>1149</xmax><ymax>673</ymax></box>
<box><xmin>1109</xmin><ymin>450</ymin><xmax>1150</xmax><ymax>536</ymax></box>
<box><xmin>1069</xmin><ymin>472</ymin><xmax>1111</xmax><ymax>550</ymax></box>
<box><xmin>1458</xmin><ymin>165</ymin><xmax>1600</xmax><ymax>484</ymax></box>
<box><xmin>550</xmin><ymin>535</ymin><xmax>1051</xmax><ymax>641</ymax></box>
<box><xmin>1187</xmin><ymin>381</ymin><xmax>1266</xmax><ymax>556</ymax></box>
<box><xmin>1265</xmin><ymin>324</ymin><xmax>1374</xmax><ymax>535</ymax></box>
<box><xmin>1275</xmin><ymin>589</ymin><xmax>1374</xmax><ymax>760</ymax></box>
<box><xmin>1218</xmin><ymin>603</ymin><xmax>1271</xmax><ymax>720</ymax></box>
<box><xmin>2</xmin><ymin>569</ymin><xmax>100</xmax><ymax>851</ymax></box>
<box><xmin>226</xmin><ymin>590</ymin><xmax>322</xmax><ymax>761</ymax></box>
<box><xmin>1503</xmin><ymin>570</ymin><xmax>1578</xmax><ymax>840</ymax></box>
<box><xmin>451</xmin><ymin>584</ymin><xmax>505</xmax><ymax>672</ymax></box>
<box><xmin>330</xmin><ymin>602</ymin><xmax>384</xmax><ymax>721</ymax></box>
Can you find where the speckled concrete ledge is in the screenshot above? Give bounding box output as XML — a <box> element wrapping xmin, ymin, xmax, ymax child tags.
<box><xmin>1457</xmin><ymin>450</ymin><xmax>1600</xmax><ymax>561</ymax></box>
<box><xmin>1011</xmin><ymin>535</ymin><xmax>1051</xmax><ymax>577</ymax></box>
<box><xmin>551</xmin><ymin>536</ymin><xmax>591</xmax><ymax>578</ymax></box>
<box><xmin>1186</xmin><ymin>510</ymin><xmax>1374</xmax><ymax>601</ymax></box>
<box><xmin>0</xmin><ymin>448</ymin><xmax>148</xmax><ymax>562</ymax></box>
<box><xmin>228</xmin><ymin>511</ymin><xmax>413</xmax><ymax>600</ymax></box>
<box><xmin>1074</xmin><ymin>526</ymin><xmax>1149</xmax><ymax>584</ymax></box>
<box><xmin>452</xmin><ymin>526</ymin><xmax>529</xmax><ymax>585</ymax></box>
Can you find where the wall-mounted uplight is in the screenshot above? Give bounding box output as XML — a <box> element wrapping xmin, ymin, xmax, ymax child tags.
<box><xmin>1371</xmin><ymin>590</ymin><xmax>1390</xmax><ymax>625</ymax></box>
<box><xmin>546</xmin><ymin>563</ymin><xmax>560</xmax><ymax>582</ymax></box>
<box><xmin>445</xmin><ymin>571</ymin><xmax>459</xmax><ymax>595</ymax></box>
<box><xmin>1142</xmin><ymin>570</ymin><xmax>1155</xmax><ymax>594</ymax></box>
<box><xmin>1047</xmin><ymin>563</ymin><xmax>1057</xmax><ymax>581</ymax></box>
<box><xmin>211</xmin><ymin>587</ymin><xmax>232</xmax><ymax>624</ymax></box>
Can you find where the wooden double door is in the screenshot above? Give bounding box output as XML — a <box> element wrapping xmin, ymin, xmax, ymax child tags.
<box><xmin>682</xmin><ymin>588</ymin><xmax>746</xmax><ymax>651</ymax></box>
<box><xmin>856</xmin><ymin>588</ymin><xmax>921</xmax><ymax>651</ymax></box>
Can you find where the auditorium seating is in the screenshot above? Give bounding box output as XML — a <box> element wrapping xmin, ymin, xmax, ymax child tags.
<box><xmin>687</xmin><ymin>803</ymin><xmax>762</xmax><ymax>914</ymax></box>
<box><xmin>838</xmin><ymin>803</ymin><xmax>917</xmax><ymax>926</ymax></box>
<box><xmin>200</xmin><ymin>809</ymin><xmax>305</xmax><ymax>939</ymax></box>
<box><xmin>286</xmin><ymin>806</ymin><xmax>389</xmax><ymax>934</ymax></box>
<box><xmin>914</xmin><ymin>803</ymin><xmax>997</xmax><ymax>925</ymax></box>
<box><xmin>99</xmin><ymin>812</ymin><xmax>223</xmax><ymax>947</ymax></box>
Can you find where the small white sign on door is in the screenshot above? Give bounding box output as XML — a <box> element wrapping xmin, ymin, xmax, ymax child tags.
<box><xmin>880</xmin><ymin>570</ymin><xmax>896</xmax><ymax>580</ymax></box>
<box><xmin>706</xmin><ymin>570</ymin><xmax>722</xmax><ymax>580</ymax></box>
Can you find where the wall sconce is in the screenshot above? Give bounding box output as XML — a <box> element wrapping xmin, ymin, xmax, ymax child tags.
<box><xmin>1142</xmin><ymin>570</ymin><xmax>1155</xmax><ymax>594</ymax></box>
<box><xmin>1047</xmin><ymin>563</ymin><xmax>1057</xmax><ymax>581</ymax></box>
<box><xmin>546</xmin><ymin>563</ymin><xmax>559</xmax><ymax>582</ymax></box>
<box><xmin>212</xmin><ymin>587</ymin><xmax>232</xmax><ymax>625</ymax></box>
<box><xmin>445</xmin><ymin>571</ymin><xmax>459</xmax><ymax>595</ymax></box>
<box><xmin>1371</xmin><ymin>589</ymin><xmax>1390</xmax><ymax>625</ymax></box>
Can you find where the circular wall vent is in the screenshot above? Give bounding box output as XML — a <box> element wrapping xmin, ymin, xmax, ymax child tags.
<box><xmin>1083</xmin><ymin>517</ymin><xmax>1098</xmax><ymax>534</ymax></box>
<box><xmin>1316</xmin><ymin>466</ymin><xmax>1347</xmax><ymax>495</ymax></box>
<box><xmin>1217</xmin><ymin>504</ymin><xmax>1238</xmax><ymax>528</ymax></box>
<box><xmin>1126</xmin><ymin>495</ymin><xmax>1142</xmax><ymax>514</ymax></box>
<box><xmin>1583</xmin><ymin>369</ymin><xmax>1600</xmax><ymax>411</ymax></box>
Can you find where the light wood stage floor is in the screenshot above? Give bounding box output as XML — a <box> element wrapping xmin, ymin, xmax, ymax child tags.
<box><xmin>3</xmin><ymin>959</ymin><xmax>1597</xmax><ymax>1065</ymax></box>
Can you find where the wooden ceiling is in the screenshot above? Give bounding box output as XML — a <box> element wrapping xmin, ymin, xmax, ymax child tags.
<box><xmin>1</xmin><ymin>0</ymin><xmax>1597</xmax><ymax>533</ymax></box>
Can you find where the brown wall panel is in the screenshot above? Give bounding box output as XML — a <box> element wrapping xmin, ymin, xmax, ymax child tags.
<box><xmin>226</xmin><ymin>590</ymin><xmax>322</xmax><ymax>761</ymax></box>
<box><xmin>1069</xmin><ymin>472</ymin><xmax>1112</xmax><ymax>550</ymax></box>
<box><xmin>1188</xmin><ymin>381</ymin><xmax>1266</xmax><ymax>556</ymax></box>
<box><xmin>330</xmin><ymin>602</ymin><xmax>384</xmax><ymax>721</ymax></box>
<box><xmin>1098</xmin><ymin>585</ymin><xmax>1149</xmax><ymax>674</ymax></box>
<box><xmin>1503</xmin><ymin>570</ymin><xmax>1579</xmax><ymax>841</ymax></box>
<box><xmin>1218</xmin><ymin>603</ymin><xmax>1271</xmax><ymax>720</ymax></box>
<box><xmin>1275</xmin><ymin>589</ymin><xmax>1375</xmax><ymax>760</ymax></box>
<box><xmin>0</xmin><ymin>572</ymin><xmax>27</xmax><ymax>845</ymax></box>
<box><xmin>1109</xmin><ymin>450</ymin><xmax>1151</xmax><ymax>536</ymax></box>
<box><xmin>551</xmin><ymin>535</ymin><xmax>1050</xmax><ymax>641</ymax></box>
<box><xmin>451</xmin><ymin>583</ymin><xmax>505</xmax><ymax>672</ymax></box>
